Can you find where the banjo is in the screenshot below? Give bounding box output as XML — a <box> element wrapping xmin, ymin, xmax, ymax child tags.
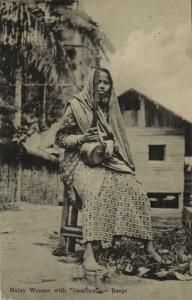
<box><xmin>80</xmin><ymin>43</ymin><xmax>106</xmax><ymax>167</ymax></box>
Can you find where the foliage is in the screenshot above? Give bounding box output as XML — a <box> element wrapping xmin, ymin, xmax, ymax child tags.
<box><xmin>0</xmin><ymin>1</ymin><xmax>66</xmax><ymax>82</ymax></box>
<box><xmin>0</xmin><ymin>0</ymin><xmax>113</xmax><ymax>80</ymax></box>
<box><xmin>0</xmin><ymin>0</ymin><xmax>113</xmax><ymax>140</ymax></box>
<box><xmin>0</xmin><ymin>0</ymin><xmax>69</xmax><ymax>139</ymax></box>
<box><xmin>52</xmin><ymin>227</ymin><xmax>192</xmax><ymax>280</ymax></box>
<box><xmin>93</xmin><ymin>227</ymin><xmax>192</xmax><ymax>279</ymax></box>
<box><xmin>0</xmin><ymin>201</ymin><xmax>19</xmax><ymax>211</ymax></box>
<box><xmin>49</xmin><ymin>5</ymin><xmax>114</xmax><ymax>60</ymax></box>
<box><xmin>0</xmin><ymin>72</ymin><xmax>14</xmax><ymax>104</ymax></box>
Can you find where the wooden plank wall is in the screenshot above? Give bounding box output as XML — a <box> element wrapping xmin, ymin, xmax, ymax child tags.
<box><xmin>121</xmin><ymin>98</ymin><xmax>145</xmax><ymax>127</ymax></box>
<box><xmin>126</xmin><ymin>128</ymin><xmax>185</xmax><ymax>197</ymax></box>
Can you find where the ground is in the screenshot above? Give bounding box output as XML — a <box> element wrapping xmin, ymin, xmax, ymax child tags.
<box><xmin>1</xmin><ymin>203</ymin><xmax>192</xmax><ymax>300</ymax></box>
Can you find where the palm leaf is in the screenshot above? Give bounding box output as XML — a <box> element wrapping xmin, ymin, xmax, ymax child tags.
<box><xmin>0</xmin><ymin>1</ymin><xmax>68</xmax><ymax>82</ymax></box>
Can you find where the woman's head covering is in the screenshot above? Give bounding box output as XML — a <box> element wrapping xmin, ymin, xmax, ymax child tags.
<box><xmin>69</xmin><ymin>68</ymin><xmax>135</xmax><ymax>170</ymax></box>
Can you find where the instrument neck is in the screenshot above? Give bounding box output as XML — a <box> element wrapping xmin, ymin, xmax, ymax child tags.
<box><xmin>92</xmin><ymin>40</ymin><xmax>100</xmax><ymax>128</ymax></box>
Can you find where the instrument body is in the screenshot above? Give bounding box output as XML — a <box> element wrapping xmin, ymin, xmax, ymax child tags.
<box><xmin>80</xmin><ymin>141</ymin><xmax>105</xmax><ymax>167</ymax></box>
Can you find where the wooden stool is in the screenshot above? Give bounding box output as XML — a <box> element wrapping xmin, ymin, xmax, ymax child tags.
<box><xmin>58</xmin><ymin>186</ymin><xmax>83</xmax><ymax>254</ymax></box>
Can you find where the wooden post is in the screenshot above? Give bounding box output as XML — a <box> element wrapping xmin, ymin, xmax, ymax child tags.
<box><xmin>42</xmin><ymin>83</ymin><xmax>47</xmax><ymax>126</ymax></box>
<box><xmin>14</xmin><ymin>67</ymin><xmax>22</xmax><ymax>128</ymax></box>
<box><xmin>68</xmin><ymin>205</ymin><xmax>79</xmax><ymax>252</ymax></box>
<box><xmin>138</xmin><ymin>97</ymin><xmax>146</xmax><ymax>127</ymax></box>
<box><xmin>191</xmin><ymin>0</ymin><xmax>192</xmax><ymax>50</ymax></box>
<box><xmin>58</xmin><ymin>184</ymin><xmax>70</xmax><ymax>255</ymax></box>
<box><xmin>14</xmin><ymin>67</ymin><xmax>22</xmax><ymax>203</ymax></box>
<box><xmin>73</xmin><ymin>29</ymin><xmax>82</xmax><ymax>86</ymax></box>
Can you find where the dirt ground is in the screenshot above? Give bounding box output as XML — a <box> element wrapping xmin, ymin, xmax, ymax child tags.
<box><xmin>1</xmin><ymin>203</ymin><xmax>192</xmax><ymax>300</ymax></box>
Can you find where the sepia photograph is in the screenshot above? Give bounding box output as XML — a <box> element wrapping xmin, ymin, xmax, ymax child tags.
<box><xmin>1</xmin><ymin>0</ymin><xmax>192</xmax><ymax>299</ymax></box>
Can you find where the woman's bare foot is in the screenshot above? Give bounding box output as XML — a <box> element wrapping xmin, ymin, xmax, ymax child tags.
<box><xmin>147</xmin><ymin>248</ymin><xmax>162</xmax><ymax>263</ymax></box>
<box><xmin>145</xmin><ymin>241</ymin><xmax>162</xmax><ymax>263</ymax></box>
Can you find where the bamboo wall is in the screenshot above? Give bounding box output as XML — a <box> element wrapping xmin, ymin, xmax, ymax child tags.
<box><xmin>0</xmin><ymin>147</ymin><xmax>64</xmax><ymax>208</ymax></box>
<box><xmin>21</xmin><ymin>154</ymin><xmax>64</xmax><ymax>205</ymax></box>
<box><xmin>0</xmin><ymin>148</ymin><xmax>18</xmax><ymax>209</ymax></box>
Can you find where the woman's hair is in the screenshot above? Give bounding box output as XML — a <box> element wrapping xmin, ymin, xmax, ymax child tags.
<box><xmin>99</xmin><ymin>68</ymin><xmax>113</xmax><ymax>87</ymax></box>
<box><xmin>93</xmin><ymin>68</ymin><xmax>112</xmax><ymax>87</ymax></box>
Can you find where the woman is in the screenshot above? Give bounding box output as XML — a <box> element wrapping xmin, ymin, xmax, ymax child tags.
<box><xmin>55</xmin><ymin>68</ymin><xmax>161</xmax><ymax>271</ymax></box>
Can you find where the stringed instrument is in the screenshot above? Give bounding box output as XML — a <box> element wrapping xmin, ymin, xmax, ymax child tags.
<box><xmin>80</xmin><ymin>40</ymin><xmax>106</xmax><ymax>167</ymax></box>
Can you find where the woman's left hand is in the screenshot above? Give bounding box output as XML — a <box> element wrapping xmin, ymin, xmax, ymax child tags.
<box><xmin>104</xmin><ymin>140</ymin><xmax>114</xmax><ymax>158</ymax></box>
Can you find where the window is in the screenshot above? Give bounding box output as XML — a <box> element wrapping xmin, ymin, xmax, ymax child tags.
<box><xmin>148</xmin><ymin>193</ymin><xmax>179</xmax><ymax>209</ymax></box>
<box><xmin>148</xmin><ymin>145</ymin><xmax>165</xmax><ymax>161</ymax></box>
<box><xmin>124</xmin><ymin>98</ymin><xmax>140</xmax><ymax>111</ymax></box>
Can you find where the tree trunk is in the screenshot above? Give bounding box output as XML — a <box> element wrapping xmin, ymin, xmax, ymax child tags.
<box><xmin>14</xmin><ymin>67</ymin><xmax>22</xmax><ymax>203</ymax></box>
<box><xmin>14</xmin><ymin>67</ymin><xmax>22</xmax><ymax>128</ymax></box>
<box><xmin>42</xmin><ymin>83</ymin><xmax>47</xmax><ymax>127</ymax></box>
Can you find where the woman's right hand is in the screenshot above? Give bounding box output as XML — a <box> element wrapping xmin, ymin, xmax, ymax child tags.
<box><xmin>79</xmin><ymin>127</ymin><xmax>100</xmax><ymax>143</ymax></box>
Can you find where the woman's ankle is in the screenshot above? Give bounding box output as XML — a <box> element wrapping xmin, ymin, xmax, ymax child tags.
<box><xmin>144</xmin><ymin>240</ymin><xmax>154</xmax><ymax>251</ymax></box>
<box><xmin>84</xmin><ymin>242</ymin><xmax>95</xmax><ymax>260</ymax></box>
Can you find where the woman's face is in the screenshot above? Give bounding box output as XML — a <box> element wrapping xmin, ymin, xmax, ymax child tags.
<box><xmin>97</xmin><ymin>71</ymin><xmax>111</xmax><ymax>102</ymax></box>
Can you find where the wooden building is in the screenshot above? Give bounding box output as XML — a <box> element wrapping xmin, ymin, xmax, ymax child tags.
<box><xmin>118</xmin><ymin>89</ymin><xmax>192</xmax><ymax>220</ymax></box>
